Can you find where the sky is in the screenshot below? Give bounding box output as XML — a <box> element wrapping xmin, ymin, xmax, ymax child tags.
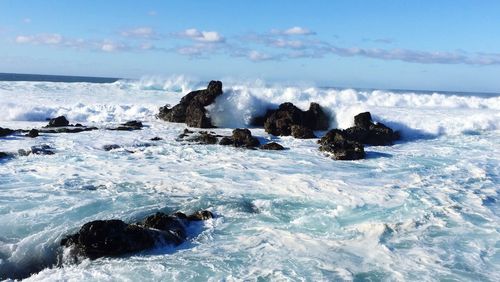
<box><xmin>1</xmin><ymin>0</ymin><xmax>500</xmax><ymax>92</ymax></box>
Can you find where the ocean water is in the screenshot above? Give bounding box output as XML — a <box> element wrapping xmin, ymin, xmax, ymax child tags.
<box><xmin>0</xmin><ymin>76</ymin><xmax>499</xmax><ymax>281</ymax></box>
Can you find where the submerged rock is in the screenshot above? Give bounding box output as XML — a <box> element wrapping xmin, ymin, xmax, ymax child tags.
<box><xmin>262</xmin><ymin>102</ymin><xmax>329</xmax><ymax>137</ymax></box>
<box><xmin>0</xmin><ymin>127</ymin><xmax>15</xmax><ymax>137</ymax></box>
<box><xmin>219</xmin><ymin>128</ymin><xmax>260</xmax><ymax>148</ymax></box>
<box><xmin>158</xmin><ymin>81</ymin><xmax>223</xmax><ymax>128</ymax></box>
<box><xmin>61</xmin><ymin>210</ymin><xmax>213</xmax><ymax>259</ymax></box>
<box><xmin>0</xmin><ymin>152</ymin><xmax>13</xmax><ymax>159</ymax></box>
<box><xmin>178</xmin><ymin>129</ymin><xmax>220</xmax><ymax>145</ymax></box>
<box><xmin>103</xmin><ymin>144</ymin><xmax>121</xmax><ymax>151</ymax></box>
<box><xmin>150</xmin><ymin>137</ymin><xmax>163</xmax><ymax>141</ymax></box>
<box><xmin>259</xmin><ymin>142</ymin><xmax>285</xmax><ymax>150</ymax></box>
<box><xmin>110</xmin><ymin>120</ymin><xmax>144</xmax><ymax>131</ymax></box>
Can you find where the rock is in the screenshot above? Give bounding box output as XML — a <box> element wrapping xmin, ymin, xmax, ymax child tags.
<box><xmin>158</xmin><ymin>81</ymin><xmax>223</xmax><ymax>128</ymax></box>
<box><xmin>187</xmin><ymin>210</ymin><xmax>214</xmax><ymax>221</ymax></box>
<box><xmin>0</xmin><ymin>152</ymin><xmax>12</xmax><ymax>159</ymax></box>
<box><xmin>319</xmin><ymin>129</ymin><xmax>365</xmax><ymax>160</ymax></box>
<box><xmin>219</xmin><ymin>128</ymin><xmax>260</xmax><ymax>148</ymax></box>
<box><xmin>110</xmin><ymin>121</ymin><xmax>143</xmax><ymax>131</ymax></box>
<box><xmin>290</xmin><ymin>125</ymin><xmax>316</xmax><ymax>139</ymax></box>
<box><xmin>0</xmin><ymin>127</ymin><xmax>15</xmax><ymax>137</ymax></box>
<box><xmin>150</xmin><ymin>137</ymin><xmax>163</xmax><ymax>141</ymax></box>
<box><xmin>354</xmin><ymin>112</ymin><xmax>373</xmax><ymax>129</ymax></box>
<box><xmin>178</xmin><ymin>130</ymin><xmax>219</xmax><ymax>145</ymax></box>
<box><xmin>304</xmin><ymin>102</ymin><xmax>330</xmax><ymax>131</ymax></box>
<box><xmin>263</xmin><ymin>102</ymin><xmax>329</xmax><ymax>137</ymax></box>
<box><xmin>103</xmin><ymin>144</ymin><xmax>121</xmax><ymax>151</ymax></box>
<box><xmin>259</xmin><ymin>142</ymin><xmax>285</xmax><ymax>150</ymax></box>
<box><xmin>26</xmin><ymin>129</ymin><xmax>39</xmax><ymax>138</ymax></box>
<box><xmin>40</xmin><ymin>126</ymin><xmax>98</xmax><ymax>134</ymax></box>
<box><xmin>30</xmin><ymin>145</ymin><xmax>55</xmax><ymax>155</ymax></box>
<box><xmin>47</xmin><ymin>116</ymin><xmax>69</xmax><ymax>127</ymax></box>
<box><xmin>61</xmin><ymin>210</ymin><xmax>213</xmax><ymax>260</ymax></box>
<box><xmin>345</xmin><ymin>112</ymin><xmax>399</xmax><ymax>145</ymax></box>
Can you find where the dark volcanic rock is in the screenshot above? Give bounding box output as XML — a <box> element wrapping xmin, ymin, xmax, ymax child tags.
<box><xmin>47</xmin><ymin>116</ymin><xmax>70</xmax><ymax>127</ymax></box>
<box><xmin>30</xmin><ymin>145</ymin><xmax>55</xmax><ymax>155</ymax></box>
<box><xmin>0</xmin><ymin>152</ymin><xmax>12</xmax><ymax>159</ymax></box>
<box><xmin>26</xmin><ymin>129</ymin><xmax>39</xmax><ymax>138</ymax></box>
<box><xmin>0</xmin><ymin>127</ymin><xmax>15</xmax><ymax>137</ymax></box>
<box><xmin>319</xmin><ymin>129</ymin><xmax>365</xmax><ymax>160</ymax></box>
<box><xmin>103</xmin><ymin>144</ymin><xmax>121</xmax><ymax>151</ymax></box>
<box><xmin>345</xmin><ymin>112</ymin><xmax>399</xmax><ymax>146</ymax></box>
<box><xmin>110</xmin><ymin>120</ymin><xmax>144</xmax><ymax>131</ymax></box>
<box><xmin>158</xmin><ymin>81</ymin><xmax>223</xmax><ymax>128</ymax></box>
<box><xmin>291</xmin><ymin>125</ymin><xmax>316</xmax><ymax>139</ymax></box>
<box><xmin>40</xmin><ymin>126</ymin><xmax>98</xmax><ymax>134</ymax></box>
<box><xmin>61</xmin><ymin>210</ymin><xmax>214</xmax><ymax>260</ymax></box>
<box><xmin>178</xmin><ymin>130</ymin><xmax>220</xmax><ymax>145</ymax></box>
<box><xmin>150</xmin><ymin>137</ymin><xmax>163</xmax><ymax>141</ymax></box>
<box><xmin>219</xmin><ymin>128</ymin><xmax>260</xmax><ymax>148</ymax></box>
<box><xmin>262</xmin><ymin>102</ymin><xmax>329</xmax><ymax>137</ymax></box>
<box><xmin>259</xmin><ymin>142</ymin><xmax>285</xmax><ymax>150</ymax></box>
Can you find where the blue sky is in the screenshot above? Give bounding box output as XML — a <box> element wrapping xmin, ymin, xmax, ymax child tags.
<box><xmin>1</xmin><ymin>0</ymin><xmax>500</xmax><ymax>92</ymax></box>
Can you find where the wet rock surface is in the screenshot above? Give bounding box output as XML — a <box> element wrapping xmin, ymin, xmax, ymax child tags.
<box><xmin>18</xmin><ymin>145</ymin><xmax>56</xmax><ymax>156</ymax></box>
<box><xmin>109</xmin><ymin>120</ymin><xmax>144</xmax><ymax>131</ymax></box>
<box><xmin>177</xmin><ymin>129</ymin><xmax>221</xmax><ymax>145</ymax></box>
<box><xmin>259</xmin><ymin>142</ymin><xmax>285</xmax><ymax>150</ymax></box>
<box><xmin>47</xmin><ymin>116</ymin><xmax>70</xmax><ymax>127</ymax></box>
<box><xmin>158</xmin><ymin>81</ymin><xmax>223</xmax><ymax>128</ymax></box>
<box><xmin>219</xmin><ymin>128</ymin><xmax>260</xmax><ymax>148</ymax></box>
<box><xmin>261</xmin><ymin>102</ymin><xmax>329</xmax><ymax>137</ymax></box>
<box><xmin>0</xmin><ymin>127</ymin><xmax>15</xmax><ymax>137</ymax></box>
<box><xmin>26</xmin><ymin>129</ymin><xmax>39</xmax><ymax>138</ymax></box>
<box><xmin>319</xmin><ymin>129</ymin><xmax>365</xmax><ymax>160</ymax></box>
<box><xmin>61</xmin><ymin>210</ymin><xmax>213</xmax><ymax>259</ymax></box>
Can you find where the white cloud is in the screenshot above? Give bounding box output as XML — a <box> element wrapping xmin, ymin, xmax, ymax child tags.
<box><xmin>180</xmin><ymin>28</ymin><xmax>225</xmax><ymax>43</ymax></box>
<box><xmin>15</xmin><ymin>33</ymin><xmax>63</xmax><ymax>45</ymax></box>
<box><xmin>272</xmin><ymin>26</ymin><xmax>316</xmax><ymax>36</ymax></box>
<box><xmin>121</xmin><ymin>27</ymin><xmax>155</xmax><ymax>39</ymax></box>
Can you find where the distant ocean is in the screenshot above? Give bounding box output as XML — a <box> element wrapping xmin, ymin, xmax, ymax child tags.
<box><xmin>0</xmin><ymin>73</ymin><xmax>499</xmax><ymax>280</ymax></box>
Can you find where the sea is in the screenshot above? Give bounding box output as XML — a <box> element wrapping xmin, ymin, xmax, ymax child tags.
<box><xmin>0</xmin><ymin>73</ymin><xmax>499</xmax><ymax>281</ymax></box>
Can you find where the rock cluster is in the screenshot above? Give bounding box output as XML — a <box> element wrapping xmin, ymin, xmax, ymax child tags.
<box><xmin>319</xmin><ymin>112</ymin><xmax>399</xmax><ymax>160</ymax></box>
<box><xmin>18</xmin><ymin>145</ymin><xmax>56</xmax><ymax>156</ymax></box>
<box><xmin>0</xmin><ymin>127</ymin><xmax>15</xmax><ymax>137</ymax></box>
<box><xmin>158</xmin><ymin>81</ymin><xmax>223</xmax><ymax>128</ymax></box>
<box><xmin>109</xmin><ymin>120</ymin><xmax>144</xmax><ymax>131</ymax></box>
<box><xmin>259</xmin><ymin>102</ymin><xmax>329</xmax><ymax>138</ymax></box>
<box><xmin>61</xmin><ymin>210</ymin><xmax>213</xmax><ymax>259</ymax></box>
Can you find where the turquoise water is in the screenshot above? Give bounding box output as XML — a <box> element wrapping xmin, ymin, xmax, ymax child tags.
<box><xmin>0</xmin><ymin>78</ymin><xmax>499</xmax><ymax>281</ymax></box>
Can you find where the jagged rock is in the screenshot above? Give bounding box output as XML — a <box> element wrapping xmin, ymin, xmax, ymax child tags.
<box><xmin>26</xmin><ymin>129</ymin><xmax>39</xmax><ymax>138</ymax></box>
<box><xmin>319</xmin><ymin>129</ymin><xmax>365</xmax><ymax>160</ymax></box>
<box><xmin>219</xmin><ymin>128</ymin><xmax>260</xmax><ymax>148</ymax></box>
<box><xmin>262</xmin><ymin>102</ymin><xmax>329</xmax><ymax>137</ymax></box>
<box><xmin>344</xmin><ymin>112</ymin><xmax>399</xmax><ymax>145</ymax></box>
<box><xmin>110</xmin><ymin>121</ymin><xmax>144</xmax><ymax>131</ymax></box>
<box><xmin>61</xmin><ymin>210</ymin><xmax>213</xmax><ymax>259</ymax></box>
<box><xmin>259</xmin><ymin>142</ymin><xmax>285</xmax><ymax>150</ymax></box>
<box><xmin>291</xmin><ymin>125</ymin><xmax>316</xmax><ymax>139</ymax></box>
<box><xmin>158</xmin><ymin>81</ymin><xmax>223</xmax><ymax>128</ymax></box>
<box><xmin>47</xmin><ymin>116</ymin><xmax>69</xmax><ymax>127</ymax></box>
<box><xmin>103</xmin><ymin>144</ymin><xmax>121</xmax><ymax>151</ymax></box>
<box><xmin>0</xmin><ymin>127</ymin><xmax>15</xmax><ymax>137</ymax></box>
<box><xmin>150</xmin><ymin>137</ymin><xmax>163</xmax><ymax>141</ymax></box>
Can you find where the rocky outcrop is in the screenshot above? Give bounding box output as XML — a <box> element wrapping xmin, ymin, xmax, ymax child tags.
<box><xmin>219</xmin><ymin>128</ymin><xmax>260</xmax><ymax>148</ymax></box>
<box><xmin>318</xmin><ymin>129</ymin><xmax>365</xmax><ymax>160</ymax></box>
<box><xmin>61</xmin><ymin>210</ymin><xmax>213</xmax><ymax>259</ymax></box>
<box><xmin>344</xmin><ymin>112</ymin><xmax>399</xmax><ymax>146</ymax></box>
<box><xmin>259</xmin><ymin>142</ymin><xmax>285</xmax><ymax>150</ymax></box>
<box><xmin>261</xmin><ymin>102</ymin><xmax>329</xmax><ymax>137</ymax></box>
<box><xmin>47</xmin><ymin>116</ymin><xmax>69</xmax><ymax>127</ymax></box>
<box><xmin>158</xmin><ymin>81</ymin><xmax>223</xmax><ymax>128</ymax></box>
<box><xmin>177</xmin><ymin>129</ymin><xmax>220</xmax><ymax>145</ymax></box>
<box><xmin>103</xmin><ymin>144</ymin><xmax>121</xmax><ymax>151</ymax></box>
<box><xmin>0</xmin><ymin>152</ymin><xmax>12</xmax><ymax>159</ymax></box>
